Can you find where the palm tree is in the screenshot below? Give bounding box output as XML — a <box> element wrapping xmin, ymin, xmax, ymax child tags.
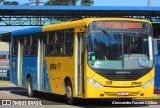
<box><xmin>81</xmin><ymin>0</ymin><xmax>94</xmax><ymax>6</ymax></box>
<box><xmin>2</xmin><ymin>0</ymin><xmax>19</xmax><ymax>5</ymax></box>
<box><xmin>45</xmin><ymin>0</ymin><xmax>78</xmax><ymax>6</ymax></box>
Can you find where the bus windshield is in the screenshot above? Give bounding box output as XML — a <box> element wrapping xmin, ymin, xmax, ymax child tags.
<box><xmin>88</xmin><ymin>32</ymin><xmax>153</xmax><ymax>70</ymax></box>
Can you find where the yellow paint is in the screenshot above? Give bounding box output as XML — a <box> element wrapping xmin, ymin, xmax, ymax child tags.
<box><xmin>43</xmin><ymin>18</ymin><xmax>154</xmax><ymax>99</ymax></box>
<box><xmin>85</xmin><ymin>63</ymin><xmax>154</xmax><ymax>98</ymax></box>
<box><xmin>42</xmin><ymin>18</ymin><xmax>150</xmax><ymax>32</ymax></box>
<box><xmin>46</xmin><ymin>56</ymin><xmax>75</xmax><ymax>95</ymax></box>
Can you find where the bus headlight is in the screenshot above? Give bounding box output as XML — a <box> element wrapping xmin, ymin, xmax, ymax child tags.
<box><xmin>142</xmin><ymin>78</ymin><xmax>154</xmax><ymax>88</ymax></box>
<box><xmin>87</xmin><ymin>78</ymin><xmax>103</xmax><ymax>89</ymax></box>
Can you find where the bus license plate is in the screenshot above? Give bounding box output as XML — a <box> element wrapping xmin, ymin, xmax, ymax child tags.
<box><xmin>117</xmin><ymin>92</ymin><xmax>128</xmax><ymax>96</ymax></box>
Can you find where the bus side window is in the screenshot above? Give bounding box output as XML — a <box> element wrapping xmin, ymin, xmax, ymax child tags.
<box><xmin>30</xmin><ymin>34</ymin><xmax>38</xmax><ymax>56</ymax></box>
<box><xmin>55</xmin><ymin>31</ymin><xmax>64</xmax><ymax>55</ymax></box>
<box><xmin>12</xmin><ymin>36</ymin><xmax>18</xmax><ymax>56</ymax></box>
<box><xmin>64</xmin><ymin>29</ymin><xmax>74</xmax><ymax>56</ymax></box>
<box><xmin>45</xmin><ymin>29</ymin><xmax>74</xmax><ymax>56</ymax></box>
<box><xmin>46</xmin><ymin>32</ymin><xmax>56</xmax><ymax>56</ymax></box>
<box><xmin>24</xmin><ymin>35</ymin><xmax>32</xmax><ymax>56</ymax></box>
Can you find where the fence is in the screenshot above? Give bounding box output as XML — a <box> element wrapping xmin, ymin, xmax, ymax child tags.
<box><xmin>0</xmin><ymin>67</ymin><xmax>10</xmax><ymax>81</ymax></box>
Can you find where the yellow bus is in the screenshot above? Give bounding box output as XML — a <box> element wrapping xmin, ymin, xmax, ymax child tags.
<box><xmin>10</xmin><ymin>18</ymin><xmax>154</xmax><ymax>104</ymax></box>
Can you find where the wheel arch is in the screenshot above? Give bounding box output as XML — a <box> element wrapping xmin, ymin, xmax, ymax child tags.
<box><xmin>64</xmin><ymin>76</ymin><xmax>72</xmax><ymax>95</ymax></box>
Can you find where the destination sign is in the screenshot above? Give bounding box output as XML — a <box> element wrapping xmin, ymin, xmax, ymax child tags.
<box><xmin>92</xmin><ymin>21</ymin><xmax>151</xmax><ymax>31</ymax></box>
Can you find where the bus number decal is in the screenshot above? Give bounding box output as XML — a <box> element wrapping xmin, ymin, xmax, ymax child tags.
<box><xmin>50</xmin><ymin>64</ymin><xmax>57</xmax><ymax>70</ymax></box>
<box><xmin>50</xmin><ymin>63</ymin><xmax>61</xmax><ymax>71</ymax></box>
<box><xmin>106</xmin><ymin>81</ymin><xmax>112</xmax><ymax>85</ymax></box>
<box><xmin>131</xmin><ymin>82</ymin><xmax>142</xmax><ymax>86</ymax></box>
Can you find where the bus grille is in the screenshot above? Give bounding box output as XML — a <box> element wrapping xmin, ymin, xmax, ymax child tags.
<box><xmin>98</xmin><ymin>73</ymin><xmax>146</xmax><ymax>81</ymax></box>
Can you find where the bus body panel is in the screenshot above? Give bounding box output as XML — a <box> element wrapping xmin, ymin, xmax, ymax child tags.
<box><xmin>22</xmin><ymin>57</ymin><xmax>38</xmax><ymax>89</ymax></box>
<box><xmin>10</xmin><ymin>57</ymin><xmax>18</xmax><ymax>86</ymax></box>
<box><xmin>85</xmin><ymin>82</ymin><xmax>154</xmax><ymax>98</ymax></box>
<box><xmin>45</xmin><ymin>56</ymin><xmax>75</xmax><ymax>95</ymax></box>
<box><xmin>12</xmin><ymin>27</ymin><xmax>42</xmax><ymax>36</ymax></box>
<box><xmin>42</xmin><ymin>18</ymin><xmax>151</xmax><ymax>33</ymax></box>
<box><xmin>42</xmin><ymin>59</ymin><xmax>52</xmax><ymax>93</ymax></box>
<box><xmin>84</xmin><ymin>54</ymin><xmax>154</xmax><ymax>98</ymax></box>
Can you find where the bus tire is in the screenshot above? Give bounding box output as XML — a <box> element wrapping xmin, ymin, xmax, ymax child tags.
<box><xmin>27</xmin><ymin>77</ymin><xmax>34</xmax><ymax>97</ymax></box>
<box><xmin>65</xmin><ymin>81</ymin><xmax>74</xmax><ymax>104</ymax></box>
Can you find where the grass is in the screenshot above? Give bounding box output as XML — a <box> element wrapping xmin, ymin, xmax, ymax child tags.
<box><xmin>151</xmin><ymin>94</ymin><xmax>160</xmax><ymax>100</ymax></box>
<box><xmin>0</xmin><ymin>80</ymin><xmax>13</xmax><ymax>84</ymax></box>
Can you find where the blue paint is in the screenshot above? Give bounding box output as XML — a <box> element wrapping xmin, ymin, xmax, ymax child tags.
<box><xmin>10</xmin><ymin>56</ymin><xmax>18</xmax><ymax>86</ymax></box>
<box><xmin>22</xmin><ymin>57</ymin><xmax>38</xmax><ymax>90</ymax></box>
<box><xmin>0</xmin><ymin>6</ymin><xmax>160</xmax><ymax>11</ymax></box>
<box><xmin>12</xmin><ymin>26</ymin><xmax>42</xmax><ymax>36</ymax></box>
<box><xmin>10</xmin><ymin>53</ymin><xmax>52</xmax><ymax>92</ymax></box>
<box><xmin>43</xmin><ymin>60</ymin><xmax>52</xmax><ymax>93</ymax></box>
<box><xmin>154</xmin><ymin>39</ymin><xmax>160</xmax><ymax>89</ymax></box>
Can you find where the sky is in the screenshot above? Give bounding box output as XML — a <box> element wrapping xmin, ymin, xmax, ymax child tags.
<box><xmin>0</xmin><ymin>0</ymin><xmax>160</xmax><ymax>33</ymax></box>
<box><xmin>3</xmin><ymin>0</ymin><xmax>159</xmax><ymax>6</ymax></box>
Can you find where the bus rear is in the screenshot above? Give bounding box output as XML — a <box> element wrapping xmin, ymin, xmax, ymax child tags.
<box><xmin>83</xmin><ymin>19</ymin><xmax>154</xmax><ymax>99</ymax></box>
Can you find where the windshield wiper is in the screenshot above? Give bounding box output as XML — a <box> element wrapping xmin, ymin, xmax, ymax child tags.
<box><xmin>101</xmin><ymin>29</ymin><xmax>113</xmax><ymax>41</ymax></box>
<box><xmin>101</xmin><ymin>29</ymin><xmax>109</xmax><ymax>35</ymax></box>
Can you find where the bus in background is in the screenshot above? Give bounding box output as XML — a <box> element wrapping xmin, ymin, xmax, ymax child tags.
<box><xmin>0</xmin><ymin>42</ymin><xmax>9</xmax><ymax>80</ymax></box>
<box><xmin>9</xmin><ymin>18</ymin><xmax>154</xmax><ymax>104</ymax></box>
<box><xmin>154</xmin><ymin>39</ymin><xmax>160</xmax><ymax>94</ymax></box>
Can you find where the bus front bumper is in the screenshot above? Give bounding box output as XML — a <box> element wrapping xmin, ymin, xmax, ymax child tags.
<box><xmin>85</xmin><ymin>82</ymin><xmax>154</xmax><ymax>98</ymax></box>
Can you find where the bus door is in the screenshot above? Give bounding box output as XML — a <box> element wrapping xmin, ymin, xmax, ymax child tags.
<box><xmin>37</xmin><ymin>38</ymin><xmax>45</xmax><ymax>90</ymax></box>
<box><xmin>76</xmin><ymin>33</ymin><xmax>84</xmax><ymax>96</ymax></box>
<box><xmin>17</xmin><ymin>40</ymin><xmax>23</xmax><ymax>87</ymax></box>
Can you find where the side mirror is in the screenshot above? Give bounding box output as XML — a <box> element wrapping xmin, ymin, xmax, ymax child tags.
<box><xmin>83</xmin><ymin>34</ymin><xmax>89</xmax><ymax>46</ymax></box>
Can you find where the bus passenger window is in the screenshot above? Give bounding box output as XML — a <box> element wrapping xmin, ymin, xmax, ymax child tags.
<box><xmin>55</xmin><ymin>31</ymin><xmax>64</xmax><ymax>55</ymax></box>
<box><xmin>46</xmin><ymin>32</ymin><xmax>56</xmax><ymax>55</ymax></box>
<box><xmin>56</xmin><ymin>31</ymin><xmax>64</xmax><ymax>43</ymax></box>
<box><xmin>30</xmin><ymin>35</ymin><xmax>38</xmax><ymax>56</ymax></box>
<box><xmin>12</xmin><ymin>37</ymin><xmax>18</xmax><ymax>56</ymax></box>
<box><xmin>65</xmin><ymin>42</ymin><xmax>73</xmax><ymax>55</ymax></box>
<box><xmin>24</xmin><ymin>35</ymin><xmax>32</xmax><ymax>56</ymax></box>
<box><xmin>64</xmin><ymin>29</ymin><xmax>74</xmax><ymax>56</ymax></box>
<box><xmin>46</xmin><ymin>29</ymin><xmax>74</xmax><ymax>56</ymax></box>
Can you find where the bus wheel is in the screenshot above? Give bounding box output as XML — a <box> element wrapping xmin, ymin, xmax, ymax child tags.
<box><xmin>27</xmin><ymin>77</ymin><xmax>33</xmax><ymax>97</ymax></box>
<box><xmin>66</xmin><ymin>81</ymin><xmax>74</xmax><ymax>104</ymax></box>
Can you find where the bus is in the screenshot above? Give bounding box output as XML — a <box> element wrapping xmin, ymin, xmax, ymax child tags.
<box><xmin>154</xmin><ymin>39</ymin><xmax>160</xmax><ymax>94</ymax></box>
<box><xmin>9</xmin><ymin>18</ymin><xmax>154</xmax><ymax>104</ymax></box>
<box><xmin>0</xmin><ymin>42</ymin><xmax>10</xmax><ymax>80</ymax></box>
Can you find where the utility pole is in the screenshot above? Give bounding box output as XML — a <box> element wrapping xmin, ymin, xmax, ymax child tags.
<box><xmin>35</xmin><ymin>0</ymin><xmax>40</xmax><ymax>25</ymax></box>
<box><xmin>148</xmin><ymin>0</ymin><xmax>150</xmax><ymax>7</ymax></box>
<box><xmin>36</xmin><ymin>0</ymin><xmax>39</xmax><ymax>5</ymax></box>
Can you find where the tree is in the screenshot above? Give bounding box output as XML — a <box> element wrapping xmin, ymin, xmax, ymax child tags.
<box><xmin>45</xmin><ymin>0</ymin><xmax>78</xmax><ymax>6</ymax></box>
<box><xmin>3</xmin><ymin>1</ymin><xmax>19</xmax><ymax>5</ymax></box>
<box><xmin>81</xmin><ymin>0</ymin><xmax>94</xmax><ymax>6</ymax></box>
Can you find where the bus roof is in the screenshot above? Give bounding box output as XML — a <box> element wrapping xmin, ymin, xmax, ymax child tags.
<box><xmin>12</xmin><ymin>26</ymin><xmax>42</xmax><ymax>36</ymax></box>
<box><xmin>42</xmin><ymin>18</ymin><xmax>150</xmax><ymax>32</ymax></box>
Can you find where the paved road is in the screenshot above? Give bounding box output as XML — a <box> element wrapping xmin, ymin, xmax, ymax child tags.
<box><xmin>0</xmin><ymin>83</ymin><xmax>160</xmax><ymax>108</ymax></box>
